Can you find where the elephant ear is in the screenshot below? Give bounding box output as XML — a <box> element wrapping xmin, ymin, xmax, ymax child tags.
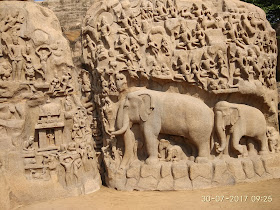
<box><xmin>138</xmin><ymin>93</ymin><xmax>154</xmax><ymax>122</ymax></box>
<box><xmin>230</xmin><ymin>107</ymin><xmax>240</xmax><ymax>126</ymax></box>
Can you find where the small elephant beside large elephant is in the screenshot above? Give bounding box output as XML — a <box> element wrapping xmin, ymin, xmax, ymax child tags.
<box><xmin>214</xmin><ymin>101</ymin><xmax>269</xmax><ymax>156</ymax></box>
<box><xmin>158</xmin><ymin>139</ymin><xmax>188</xmax><ymax>162</ymax></box>
<box><xmin>111</xmin><ymin>88</ymin><xmax>214</xmax><ymax>168</ymax></box>
<box><xmin>110</xmin><ymin>89</ymin><xmax>271</xmax><ymax>169</ymax></box>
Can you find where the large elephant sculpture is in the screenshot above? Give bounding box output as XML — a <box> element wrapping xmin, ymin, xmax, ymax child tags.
<box><xmin>111</xmin><ymin>89</ymin><xmax>214</xmax><ymax>168</ymax></box>
<box><xmin>214</xmin><ymin>101</ymin><xmax>269</xmax><ymax>155</ymax></box>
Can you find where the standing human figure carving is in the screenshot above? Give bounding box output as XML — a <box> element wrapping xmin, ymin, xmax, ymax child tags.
<box><xmin>8</xmin><ymin>34</ymin><xmax>26</xmax><ymax>80</ymax></box>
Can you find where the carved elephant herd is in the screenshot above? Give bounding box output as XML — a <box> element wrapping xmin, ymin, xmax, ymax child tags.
<box><xmin>110</xmin><ymin>89</ymin><xmax>272</xmax><ymax>169</ymax></box>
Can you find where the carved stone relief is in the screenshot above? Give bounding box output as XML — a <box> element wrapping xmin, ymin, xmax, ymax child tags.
<box><xmin>0</xmin><ymin>2</ymin><xmax>101</xmax><ymax>208</ymax></box>
<box><xmin>83</xmin><ymin>0</ymin><xmax>279</xmax><ymax>191</ymax></box>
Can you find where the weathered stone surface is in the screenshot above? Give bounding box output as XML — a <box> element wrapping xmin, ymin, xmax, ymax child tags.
<box><xmin>212</xmin><ymin>160</ymin><xmax>235</xmax><ymax>186</ymax></box>
<box><xmin>241</xmin><ymin>159</ymin><xmax>255</xmax><ymax>179</ymax></box>
<box><xmin>172</xmin><ymin>162</ymin><xmax>188</xmax><ymax>179</ymax></box>
<box><xmin>126</xmin><ymin>177</ymin><xmax>138</xmax><ymax>191</ymax></box>
<box><xmin>160</xmin><ymin>162</ymin><xmax>172</xmax><ymax>178</ymax></box>
<box><xmin>189</xmin><ymin>163</ymin><xmax>212</xmax><ymax>181</ymax></box>
<box><xmin>226</xmin><ymin>159</ymin><xmax>246</xmax><ymax>181</ymax></box>
<box><xmin>157</xmin><ymin>175</ymin><xmax>174</xmax><ymax>191</ymax></box>
<box><xmin>141</xmin><ymin>164</ymin><xmax>161</xmax><ymax>180</ymax></box>
<box><xmin>127</xmin><ymin>164</ymin><xmax>141</xmax><ymax>179</ymax></box>
<box><xmin>173</xmin><ymin>176</ymin><xmax>192</xmax><ymax>190</ymax></box>
<box><xmin>81</xmin><ymin>0</ymin><xmax>279</xmax><ymax>192</ymax></box>
<box><xmin>138</xmin><ymin>176</ymin><xmax>158</xmax><ymax>191</ymax></box>
<box><xmin>0</xmin><ymin>1</ymin><xmax>101</xmax><ymax>208</ymax></box>
<box><xmin>251</xmin><ymin>157</ymin><xmax>266</xmax><ymax>177</ymax></box>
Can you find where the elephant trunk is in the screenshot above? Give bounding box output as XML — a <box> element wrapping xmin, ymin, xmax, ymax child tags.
<box><xmin>111</xmin><ymin>110</ymin><xmax>129</xmax><ymax>136</ymax></box>
<box><xmin>215</xmin><ymin>111</ymin><xmax>227</xmax><ymax>153</ymax></box>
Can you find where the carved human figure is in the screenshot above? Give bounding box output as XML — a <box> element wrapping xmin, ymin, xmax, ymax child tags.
<box><xmin>115</xmin><ymin>73</ymin><xmax>128</xmax><ymax>92</ymax></box>
<box><xmin>216</xmin><ymin>50</ymin><xmax>229</xmax><ymax>81</ymax></box>
<box><xmin>230</xmin><ymin>49</ymin><xmax>249</xmax><ymax>79</ymax></box>
<box><xmin>241</xmin><ymin>14</ymin><xmax>256</xmax><ymax>36</ymax></box>
<box><xmin>46</xmin><ymin>130</ymin><xmax>55</xmax><ymax>146</ymax></box>
<box><xmin>150</xmin><ymin>61</ymin><xmax>161</xmax><ymax>76</ymax></box>
<box><xmin>175</xmin><ymin>24</ymin><xmax>194</xmax><ymax>50</ymax></box>
<box><xmin>35</xmin><ymin>46</ymin><xmax>51</xmax><ymax>78</ymax></box>
<box><xmin>8</xmin><ymin>34</ymin><xmax>26</xmax><ymax>80</ymax></box>
<box><xmin>115</xmin><ymin>35</ymin><xmax>134</xmax><ymax>63</ymax></box>
<box><xmin>97</xmin><ymin>16</ymin><xmax>111</xmax><ymax>48</ymax></box>
<box><xmin>140</xmin><ymin>0</ymin><xmax>154</xmax><ymax>20</ymax></box>
<box><xmin>49</xmin><ymin>73</ymin><xmax>61</xmax><ymax>94</ymax></box>
<box><xmin>0</xmin><ymin>61</ymin><xmax>12</xmax><ymax>81</ymax></box>
<box><xmin>194</xmin><ymin>23</ymin><xmax>206</xmax><ymax>47</ymax></box>
<box><xmin>147</xmin><ymin>34</ymin><xmax>160</xmax><ymax>57</ymax></box>
<box><xmin>130</xmin><ymin>38</ymin><xmax>141</xmax><ymax>61</ymax></box>
<box><xmin>118</xmin><ymin>10</ymin><xmax>139</xmax><ymax>42</ymax></box>
<box><xmin>23</xmin><ymin>136</ymin><xmax>35</xmax><ymax>151</ymax></box>
<box><xmin>191</xmin><ymin>60</ymin><xmax>208</xmax><ymax>89</ymax></box>
<box><xmin>175</xmin><ymin>56</ymin><xmax>195</xmax><ymax>83</ymax></box>
<box><xmin>161</xmin><ymin>36</ymin><xmax>170</xmax><ymax>56</ymax></box>
<box><xmin>61</xmin><ymin>67</ymin><xmax>74</xmax><ymax>94</ymax></box>
<box><xmin>139</xmin><ymin>64</ymin><xmax>149</xmax><ymax>79</ymax></box>
<box><xmin>96</xmin><ymin>44</ymin><xmax>108</xmax><ymax>61</ymax></box>
<box><xmin>200</xmin><ymin>52</ymin><xmax>218</xmax><ymax>79</ymax></box>
<box><xmin>267</xmin><ymin>127</ymin><xmax>279</xmax><ymax>153</ymax></box>
<box><xmin>236</xmin><ymin>23</ymin><xmax>250</xmax><ymax>45</ymax></box>
<box><xmin>247</xmin><ymin>13</ymin><xmax>266</xmax><ymax>31</ymax></box>
<box><xmin>60</xmin><ymin>156</ymin><xmax>74</xmax><ymax>186</ymax></box>
<box><xmin>101</xmin><ymin>96</ymin><xmax>114</xmax><ymax>132</ymax></box>
<box><xmin>161</xmin><ymin>63</ymin><xmax>171</xmax><ymax>76</ymax></box>
<box><xmin>246</xmin><ymin>49</ymin><xmax>261</xmax><ymax>79</ymax></box>
<box><xmin>84</xmin><ymin>34</ymin><xmax>96</xmax><ymax>61</ymax></box>
<box><xmin>24</xmin><ymin>60</ymin><xmax>36</xmax><ymax>81</ymax></box>
<box><xmin>1</xmin><ymin>10</ymin><xmax>24</xmax><ymax>33</ymax></box>
<box><xmin>154</xmin><ymin>0</ymin><xmax>168</xmax><ymax>22</ymax></box>
<box><xmin>166</xmin><ymin>0</ymin><xmax>177</xmax><ymax>18</ymax></box>
<box><xmin>191</xmin><ymin>3</ymin><xmax>202</xmax><ymax>17</ymax></box>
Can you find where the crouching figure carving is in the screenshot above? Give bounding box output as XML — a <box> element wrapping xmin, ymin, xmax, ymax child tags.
<box><xmin>111</xmin><ymin>89</ymin><xmax>214</xmax><ymax>169</ymax></box>
<box><xmin>214</xmin><ymin>101</ymin><xmax>269</xmax><ymax>156</ymax></box>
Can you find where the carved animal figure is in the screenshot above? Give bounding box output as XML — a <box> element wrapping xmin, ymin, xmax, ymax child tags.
<box><xmin>111</xmin><ymin>89</ymin><xmax>214</xmax><ymax>168</ymax></box>
<box><xmin>158</xmin><ymin>139</ymin><xmax>188</xmax><ymax>162</ymax></box>
<box><xmin>214</xmin><ymin>101</ymin><xmax>269</xmax><ymax>155</ymax></box>
<box><xmin>198</xmin><ymin>15</ymin><xmax>218</xmax><ymax>30</ymax></box>
<box><xmin>267</xmin><ymin>126</ymin><xmax>279</xmax><ymax>153</ymax></box>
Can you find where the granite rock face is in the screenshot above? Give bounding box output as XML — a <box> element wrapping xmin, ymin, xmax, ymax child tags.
<box><xmin>0</xmin><ymin>2</ymin><xmax>101</xmax><ymax>208</ymax></box>
<box><xmin>82</xmin><ymin>0</ymin><xmax>279</xmax><ymax>191</ymax></box>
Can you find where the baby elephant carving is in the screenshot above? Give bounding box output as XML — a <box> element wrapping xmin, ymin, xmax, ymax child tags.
<box><xmin>214</xmin><ymin>101</ymin><xmax>269</xmax><ymax>155</ymax></box>
<box><xmin>158</xmin><ymin>139</ymin><xmax>187</xmax><ymax>162</ymax></box>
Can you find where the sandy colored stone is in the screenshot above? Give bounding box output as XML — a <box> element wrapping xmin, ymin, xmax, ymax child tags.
<box><xmin>157</xmin><ymin>175</ymin><xmax>174</xmax><ymax>191</ymax></box>
<box><xmin>241</xmin><ymin>158</ymin><xmax>255</xmax><ymax>179</ymax></box>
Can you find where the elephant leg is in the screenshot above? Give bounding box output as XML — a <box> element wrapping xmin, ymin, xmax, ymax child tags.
<box><xmin>258</xmin><ymin>134</ymin><xmax>269</xmax><ymax>155</ymax></box>
<box><xmin>195</xmin><ymin>141</ymin><xmax>210</xmax><ymax>163</ymax></box>
<box><xmin>187</xmin><ymin>142</ymin><xmax>196</xmax><ymax>161</ymax></box>
<box><xmin>120</xmin><ymin>128</ymin><xmax>135</xmax><ymax>169</ymax></box>
<box><xmin>144</xmin><ymin>131</ymin><xmax>159</xmax><ymax>165</ymax></box>
<box><xmin>231</xmin><ymin>132</ymin><xmax>244</xmax><ymax>155</ymax></box>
